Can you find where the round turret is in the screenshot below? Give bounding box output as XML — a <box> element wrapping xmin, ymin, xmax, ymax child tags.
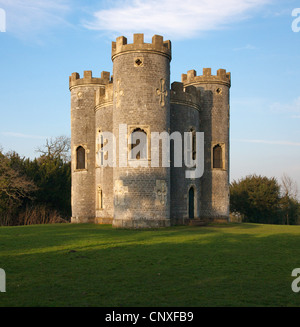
<box><xmin>182</xmin><ymin>68</ymin><xmax>231</xmax><ymax>221</ymax></box>
<box><xmin>69</xmin><ymin>70</ymin><xmax>111</xmax><ymax>223</ymax></box>
<box><xmin>170</xmin><ymin>82</ymin><xmax>202</xmax><ymax>222</ymax></box>
<box><xmin>111</xmin><ymin>33</ymin><xmax>171</xmax><ymax>228</ymax></box>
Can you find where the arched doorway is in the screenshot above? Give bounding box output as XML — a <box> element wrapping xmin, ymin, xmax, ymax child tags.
<box><xmin>189</xmin><ymin>187</ymin><xmax>195</xmax><ymax>219</ymax></box>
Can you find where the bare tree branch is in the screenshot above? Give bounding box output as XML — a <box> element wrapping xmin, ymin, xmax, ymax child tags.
<box><xmin>0</xmin><ymin>153</ymin><xmax>37</xmax><ymax>208</ymax></box>
<box><xmin>35</xmin><ymin>135</ymin><xmax>71</xmax><ymax>162</ymax></box>
<box><xmin>281</xmin><ymin>173</ymin><xmax>298</xmax><ymax>200</ymax></box>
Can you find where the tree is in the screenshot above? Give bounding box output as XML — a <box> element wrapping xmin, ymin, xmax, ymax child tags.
<box><xmin>230</xmin><ymin>175</ymin><xmax>281</xmax><ymax>224</ymax></box>
<box><xmin>23</xmin><ymin>155</ymin><xmax>71</xmax><ymax>217</ymax></box>
<box><xmin>280</xmin><ymin>174</ymin><xmax>300</xmax><ymax>225</ymax></box>
<box><xmin>35</xmin><ymin>135</ymin><xmax>71</xmax><ymax>163</ymax></box>
<box><xmin>281</xmin><ymin>173</ymin><xmax>298</xmax><ymax>200</ymax></box>
<box><xmin>0</xmin><ymin>151</ymin><xmax>36</xmax><ymax>215</ymax></box>
<box><xmin>0</xmin><ymin>143</ymin><xmax>71</xmax><ymax>225</ymax></box>
<box><xmin>32</xmin><ymin>136</ymin><xmax>71</xmax><ymax>217</ymax></box>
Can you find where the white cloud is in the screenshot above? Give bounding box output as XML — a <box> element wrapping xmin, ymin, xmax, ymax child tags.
<box><xmin>83</xmin><ymin>0</ymin><xmax>270</xmax><ymax>39</ymax></box>
<box><xmin>0</xmin><ymin>0</ymin><xmax>71</xmax><ymax>37</ymax></box>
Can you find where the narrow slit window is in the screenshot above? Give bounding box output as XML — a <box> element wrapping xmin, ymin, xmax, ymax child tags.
<box><xmin>213</xmin><ymin>144</ymin><xmax>223</xmax><ymax>169</ymax></box>
<box><xmin>186</xmin><ymin>129</ymin><xmax>196</xmax><ymax>166</ymax></box>
<box><xmin>97</xmin><ymin>186</ymin><xmax>103</xmax><ymax>209</ymax></box>
<box><xmin>100</xmin><ymin>133</ymin><xmax>104</xmax><ymax>165</ymax></box>
<box><xmin>192</xmin><ymin>130</ymin><xmax>196</xmax><ymax>161</ymax></box>
<box><xmin>76</xmin><ymin>146</ymin><xmax>85</xmax><ymax>169</ymax></box>
<box><xmin>96</xmin><ymin>131</ymin><xmax>104</xmax><ymax>166</ymax></box>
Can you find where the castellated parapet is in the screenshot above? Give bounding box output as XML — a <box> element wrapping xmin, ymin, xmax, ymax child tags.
<box><xmin>182</xmin><ymin>68</ymin><xmax>231</xmax><ymax>87</ymax></box>
<box><xmin>111</xmin><ymin>34</ymin><xmax>171</xmax><ymax>61</ymax></box>
<box><xmin>170</xmin><ymin>82</ymin><xmax>202</xmax><ymax>111</ymax></box>
<box><xmin>95</xmin><ymin>83</ymin><xmax>114</xmax><ymax>110</ymax></box>
<box><xmin>69</xmin><ymin>70</ymin><xmax>112</xmax><ymax>89</ymax></box>
<box><xmin>69</xmin><ymin>33</ymin><xmax>231</xmax><ymax>228</ymax></box>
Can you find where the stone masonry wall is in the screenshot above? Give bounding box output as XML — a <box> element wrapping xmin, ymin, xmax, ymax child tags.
<box><xmin>112</xmin><ymin>34</ymin><xmax>171</xmax><ymax>228</ymax></box>
<box><xmin>70</xmin><ymin>83</ymin><xmax>97</xmax><ymax>222</ymax></box>
<box><xmin>182</xmin><ymin>69</ymin><xmax>230</xmax><ymax>221</ymax></box>
<box><xmin>69</xmin><ymin>35</ymin><xmax>231</xmax><ymax>227</ymax></box>
<box><xmin>170</xmin><ymin>82</ymin><xmax>201</xmax><ymax>224</ymax></box>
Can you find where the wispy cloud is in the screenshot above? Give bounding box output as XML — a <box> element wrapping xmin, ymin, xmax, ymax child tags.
<box><xmin>233</xmin><ymin>44</ymin><xmax>257</xmax><ymax>51</ymax></box>
<box><xmin>2</xmin><ymin>132</ymin><xmax>45</xmax><ymax>140</ymax></box>
<box><xmin>0</xmin><ymin>0</ymin><xmax>71</xmax><ymax>38</ymax></box>
<box><xmin>262</xmin><ymin>7</ymin><xmax>291</xmax><ymax>18</ymax></box>
<box><xmin>83</xmin><ymin>0</ymin><xmax>270</xmax><ymax>39</ymax></box>
<box><xmin>235</xmin><ymin>139</ymin><xmax>300</xmax><ymax>146</ymax></box>
<box><xmin>270</xmin><ymin>96</ymin><xmax>300</xmax><ymax>114</ymax></box>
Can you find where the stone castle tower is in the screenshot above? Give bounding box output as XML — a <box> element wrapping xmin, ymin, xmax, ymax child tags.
<box><xmin>69</xmin><ymin>34</ymin><xmax>231</xmax><ymax>228</ymax></box>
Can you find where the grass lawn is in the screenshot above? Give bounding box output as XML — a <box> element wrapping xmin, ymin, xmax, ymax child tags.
<box><xmin>0</xmin><ymin>222</ymin><xmax>300</xmax><ymax>307</ymax></box>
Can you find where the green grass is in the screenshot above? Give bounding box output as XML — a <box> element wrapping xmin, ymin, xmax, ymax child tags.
<box><xmin>0</xmin><ymin>222</ymin><xmax>300</xmax><ymax>306</ymax></box>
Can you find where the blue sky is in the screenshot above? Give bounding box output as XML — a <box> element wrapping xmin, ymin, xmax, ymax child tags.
<box><xmin>0</xmin><ymin>0</ymin><xmax>300</xmax><ymax>191</ymax></box>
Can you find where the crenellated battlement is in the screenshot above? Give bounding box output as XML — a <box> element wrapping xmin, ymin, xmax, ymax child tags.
<box><xmin>95</xmin><ymin>83</ymin><xmax>113</xmax><ymax>111</ymax></box>
<box><xmin>111</xmin><ymin>34</ymin><xmax>171</xmax><ymax>61</ymax></box>
<box><xmin>69</xmin><ymin>70</ymin><xmax>112</xmax><ymax>90</ymax></box>
<box><xmin>182</xmin><ymin>68</ymin><xmax>231</xmax><ymax>87</ymax></box>
<box><xmin>170</xmin><ymin>82</ymin><xmax>201</xmax><ymax>111</ymax></box>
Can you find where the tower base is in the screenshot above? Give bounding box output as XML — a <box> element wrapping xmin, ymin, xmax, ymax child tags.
<box><xmin>112</xmin><ymin>218</ymin><xmax>171</xmax><ymax>229</ymax></box>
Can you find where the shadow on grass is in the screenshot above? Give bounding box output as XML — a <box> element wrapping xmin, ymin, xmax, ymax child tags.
<box><xmin>1</xmin><ymin>223</ymin><xmax>300</xmax><ymax>307</ymax></box>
